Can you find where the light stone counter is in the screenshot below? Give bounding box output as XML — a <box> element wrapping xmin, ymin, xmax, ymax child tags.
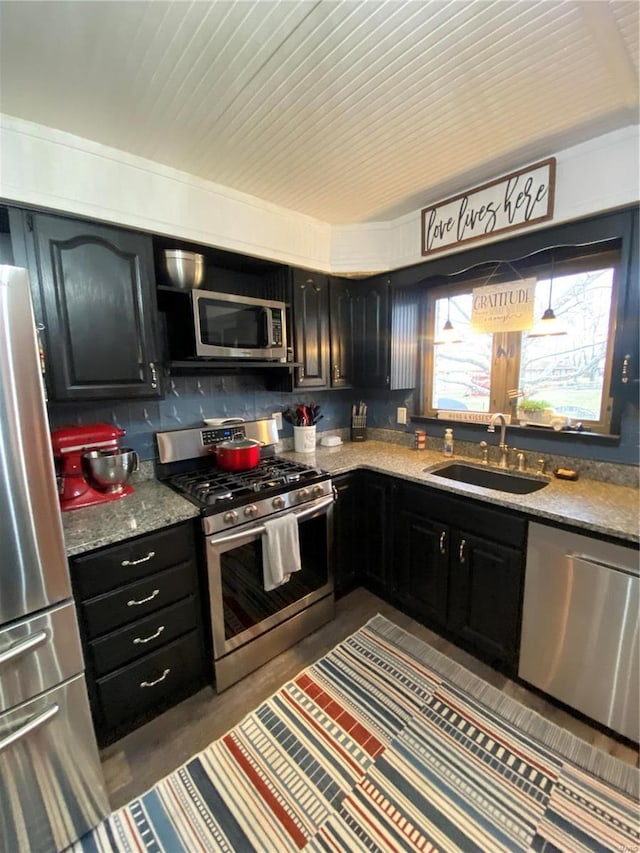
<box><xmin>62</xmin><ymin>441</ymin><xmax>639</xmax><ymax>556</ymax></box>
<box><xmin>284</xmin><ymin>440</ymin><xmax>640</xmax><ymax>545</ymax></box>
<box><xmin>62</xmin><ymin>479</ymin><xmax>199</xmax><ymax>557</ymax></box>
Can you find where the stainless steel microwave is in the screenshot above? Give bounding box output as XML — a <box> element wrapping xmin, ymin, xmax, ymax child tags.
<box><xmin>158</xmin><ymin>289</ymin><xmax>288</xmax><ymax>361</ymax></box>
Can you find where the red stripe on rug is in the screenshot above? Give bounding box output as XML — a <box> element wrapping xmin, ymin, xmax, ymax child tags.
<box><xmin>222</xmin><ymin>733</ymin><xmax>308</xmax><ymax>850</ymax></box>
<box><xmin>346</xmin><ymin>793</ymin><xmax>405</xmax><ymax>852</ymax></box>
<box><xmin>295</xmin><ymin>674</ymin><xmax>384</xmax><ymax>758</ymax></box>
<box><xmin>122</xmin><ymin>809</ymin><xmax>147</xmax><ymax>853</ymax></box>
<box><xmin>281</xmin><ymin>689</ymin><xmax>368</xmax><ymax>774</ymax></box>
<box><xmin>162</xmin><ymin>777</ymin><xmax>210</xmax><ymax>853</ymax></box>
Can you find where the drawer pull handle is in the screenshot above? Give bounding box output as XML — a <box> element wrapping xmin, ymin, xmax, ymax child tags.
<box><xmin>121</xmin><ymin>551</ymin><xmax>155</xmax><ymax>567</ymax></box>
<box><xmin>439</xmin><ymin>531</ymin><xmax>447</xmax><ymax>555</ymax></box>
<box><xmin>459</xmin><ymin>539</ymin><xmax>466</xmax><ymax>564</ymax></box>
<box><xmin>0</xmin><ymin>704</ymin><xmax>59</xmax><ymax>753</ymax></box>
<box><xmin>133</xmin><ymin>625</ymin><xmax>165</xmax><ymax>645</ymax></box>
<box><xmin>140</xmin><ymin>668</ymin><xmax>170</xmax><ymax>688</ymax></box>
<box><xmin>0</xmin><ymin>630</ymin><xmax>48</xmax><ymax>667</ymax></box>
<box><xmin>127</xmin><ymin>589</ymin><xmax>159</xmax><ymax>607</ymax></box>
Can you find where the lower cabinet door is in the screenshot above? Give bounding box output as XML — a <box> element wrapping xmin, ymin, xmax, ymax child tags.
<box><xmin>0</xmin><ymin>674</ymin><xmax>109</xmax><ymax>853</ymax></box>
<box><xmin>396</xmin><ymin>510</ymin><xmax>449</xmax><ymax>627</ymax></box>
<box><xmin>448</xmin><ymin>532</ymin><xmax>524</xmax><ymax>670</ymax></box>
<box><xmin>96</xmin><ymin>630</ymin><xmax>203</xmax><ymax>730</ymax></box>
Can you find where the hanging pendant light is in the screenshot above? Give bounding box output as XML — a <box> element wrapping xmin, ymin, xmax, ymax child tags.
<box><xmin>528</xmin><ymin>256</ymin><xmax>567</xmax><ymax>337</ymax></box>
<box><xmin>434</xmin><ymin>297</ymin><xmax>463</xmax><ymax>344</ymax></box>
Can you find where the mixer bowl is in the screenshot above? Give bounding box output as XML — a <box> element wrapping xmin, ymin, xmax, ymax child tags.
<box><xmin>163</xmin><ymin>250</ymin><xmax>206</xmax><ymax>289</ymax></box>
<box><xmin>83</xmin><ymin>448</ymin><xmax>138</xmax><ymax>492</ymax></box>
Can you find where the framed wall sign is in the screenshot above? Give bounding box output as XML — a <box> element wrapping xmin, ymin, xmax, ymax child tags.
<box><xmin>471</xmin><ymin>277</ymin><xmax>537</xmax><ymax>333</ymax></box>
<box><xmin>421</xmin><ymin>158</ymin><xmax>556</xmax><ymax>257</ymax></box>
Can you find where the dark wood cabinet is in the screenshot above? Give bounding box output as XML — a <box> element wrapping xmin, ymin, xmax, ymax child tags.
<box><xmin>329</xmin><ymin>277</ymin><xmax>357</xmax><ymax>388</ymax></box>
<box><xmin>70</xmin><ymin>521</ymin><xmax>207</xmax><ymax>746</ymax></box>
<box><xmin>395</xmin><ymin>511</ymin><xmax>450</xmax><ymax>628</ymax></box>
<box><xmin>21</xmin><ymin>211</ymin><xmax>161</xmax><ymax>401</ymax></box>
<box><xmin>397</xmin><ymin>484</ymin><xmax>526</xmax><ymax>672</ymax></box>
<box><xmin>359</xmin><ymin>472</ymin><xmax>397</xmax><ymax>597</ymax></box>
<box><xmin>333</xmin><ymin>473</ymin><xmax>358</xmax><ymax>598</ymax></box>
<box><xmin>447</xmin><ymin>530</ymin><xmax>523</xmax><ymax>669</ymax></box>
<box><xmin>354</xmin><ymin>275</ymin><xmax>391</xmax><ymax>388</ymax></box>
<box><xmin>291</xmin><ymin>269</ymin><xmax>330</xmax><ymax>388</ymax></box>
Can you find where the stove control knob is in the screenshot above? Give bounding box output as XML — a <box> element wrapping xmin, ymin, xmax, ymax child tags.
<box><xmin>223</xmin><ymin>510</ymin><xmax>238</xmax><ymax>524</ymax></box>
<box><xmin>244</xmin><ymin>504</ymin><xmax>258</xmax><ymax>517</ymax></box>
<box><xmin>312</xmin><ymin>485</ymin><xmax>325</xmax><ymax>498</ymax></box>
<box><xmin>272</xmin><ymin>496</ymin><xmax>285</xmax><ymax>510</ymax></box>
<box><xmin>297</xmin><ymin>488</ymin><xmax>310</xmax><ymax>502</ymax></box>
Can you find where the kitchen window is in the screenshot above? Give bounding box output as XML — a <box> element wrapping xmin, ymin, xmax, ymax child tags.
<box><xmin>419</xmin><ymin>247</ymin><xmax>620</xmax><ymax>434</ymax></box>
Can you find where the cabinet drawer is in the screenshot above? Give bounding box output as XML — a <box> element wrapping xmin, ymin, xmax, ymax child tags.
<box><xmin>96</xmin><ymin>630</ymin><xmax>203</xmax><ymax>730</ymax></box>
<box><xmin>81</xmin><ymin>562</ymin><xmax>196</xmax><ymax>639</ymax></box>
<box><xmin>88</xmin><ymin>596</ymin><xmax>199</xmax><ymax>676</ymax></box>
<box><xmin>71</xmin><ymin>523</ymin><xmax>195</xmax><ymax>599</ymax></box>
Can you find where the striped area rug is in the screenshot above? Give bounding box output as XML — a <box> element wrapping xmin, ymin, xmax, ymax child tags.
<box><xmin>71</xmin><ymin>615</ymin><xmax>639</xmax><ymax>852</ymax></box>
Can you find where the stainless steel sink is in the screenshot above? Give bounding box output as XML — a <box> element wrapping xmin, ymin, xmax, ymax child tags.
<box><xmin>425</xmin><ymin>461</ymin><xmax>549</xmax><ymax>494</ymax></box>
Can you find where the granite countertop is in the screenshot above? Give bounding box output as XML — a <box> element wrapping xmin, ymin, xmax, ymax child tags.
<box><xmin>62</xmin><ymin>479</ymin><xmax>199</xmax><ymax>557</ymax></box>
<box><xmin>62</xmin><ymin>441</ymin><xmax>639</xmax><ymax>556</ymax></box>
<box><xmin>286</xmin><ymin>441</ymin><xmax>640</xmax><ymax>545</ymax></box>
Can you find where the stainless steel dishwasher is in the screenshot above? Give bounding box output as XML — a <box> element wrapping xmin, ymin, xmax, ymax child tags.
<box><xmin>519</xmin><ymin>522</ymin><xmax>639</xmax><ymax>742</ymax></box>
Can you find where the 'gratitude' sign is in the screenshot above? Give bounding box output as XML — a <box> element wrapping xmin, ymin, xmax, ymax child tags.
<box><xmin>421</xmin><ymin>159</ymin><xmax>555</xmax><ymax>256</ymax></box>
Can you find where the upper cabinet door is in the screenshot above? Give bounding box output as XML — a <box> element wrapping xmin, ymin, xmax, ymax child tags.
<box><xmin>28</xmin><ymin>213</ymin><xmax>161</xmax><ymax>401</ymax></box>
<box><xmin>355</xmin><ymin>275</ymin><xmax>391</xmax><ymax>388</ymax></box>
<box><xmin>292</xmin><ymin>269</ymin><xmax>330</xmax><ymax>389</ymax></box>
<box><xmin>329</xmin><ymin>277</ymin><xmax>356</xmax><ymax>388</ymax></box>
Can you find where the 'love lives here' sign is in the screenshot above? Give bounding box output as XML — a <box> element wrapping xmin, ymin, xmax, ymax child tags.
<box><xmin>421</xmin><ymin>158</ymin><xmax>556</xmax><ymax>256</ymax></box>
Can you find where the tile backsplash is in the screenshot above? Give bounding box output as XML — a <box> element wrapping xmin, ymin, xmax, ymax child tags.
<box><xmin>47</xmin><ymin>374</ymin><xmax>414</xmax><ymax>461</ymax></box>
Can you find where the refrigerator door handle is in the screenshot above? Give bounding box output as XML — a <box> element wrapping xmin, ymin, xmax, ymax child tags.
<box><xmin>0</xmin><ymin>703</ymin><xmax>59</xmax><ymax>753</ymax></box>
<box><xmin>0</xmin><ymin>630</ymin><xmax>48</xmax><ymax>667</ymax></box>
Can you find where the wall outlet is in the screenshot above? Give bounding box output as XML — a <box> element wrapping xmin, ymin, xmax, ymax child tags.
<box><xmin>272</xmin><ymin>412</ymin><xmax>283</xmax><ymax>430</ymax></box>
<box><xmin>397</xmin><ymin>407</ymin><xmax>407</xmax><ymax>425</ymax></box>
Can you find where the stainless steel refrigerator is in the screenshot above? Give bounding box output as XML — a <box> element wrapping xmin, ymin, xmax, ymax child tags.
<box><xmin>0</xmin><ymin>266</ymin><xmax>109</xmax><ymax>851</ymax></box>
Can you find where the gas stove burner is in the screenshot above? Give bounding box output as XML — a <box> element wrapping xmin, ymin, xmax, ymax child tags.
<box><xmin>162</xmin><ymin>454</ymin><xmax>329</xmax><ymax>517</ymax></box>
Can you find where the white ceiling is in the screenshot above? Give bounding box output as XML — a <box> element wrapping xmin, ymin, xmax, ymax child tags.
<box><xmin>0</xmin><ymin>0</ymin><xmax>638</xmax><ymax>225</ymax></box>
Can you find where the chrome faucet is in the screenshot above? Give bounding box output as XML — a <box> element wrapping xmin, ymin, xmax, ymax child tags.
<box><xmin>487</xmin><ymin>412</ymin><xmax>509</xmax><ymax>468</ymax></box>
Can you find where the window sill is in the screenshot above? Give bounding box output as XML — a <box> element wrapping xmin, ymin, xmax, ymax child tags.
<box><xmin>411</xmin><ymin>415</ymin><xmax>621</xmax><ymax>447</ymax></box>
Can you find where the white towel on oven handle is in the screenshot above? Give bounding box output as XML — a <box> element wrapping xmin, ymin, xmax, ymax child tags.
<box><xmin>262</xmin><ymin>514</ymin><xmax>302</xmax><ymax>591</ymax></box>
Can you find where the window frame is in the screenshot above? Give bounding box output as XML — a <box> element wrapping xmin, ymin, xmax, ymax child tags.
<box><xmin>418</xmin><ymin>246</ymin><xmax>622</xmax><ymax>435</ymax></box>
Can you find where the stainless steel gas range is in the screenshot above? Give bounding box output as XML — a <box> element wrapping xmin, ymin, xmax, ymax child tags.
<box><xmin>156</xmin><ymin>422</ymin><xmax>335</xmax><ymax>691</ymax></box>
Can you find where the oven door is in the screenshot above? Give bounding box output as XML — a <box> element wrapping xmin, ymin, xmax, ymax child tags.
<box><xmin>206</xmin><ymin>493</ymin><xmax>334</xmax><ymax>662</ymax></box>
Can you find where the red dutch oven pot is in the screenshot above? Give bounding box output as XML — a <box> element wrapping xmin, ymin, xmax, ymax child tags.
<box><xmin>213</xmin><ymin>436</ymin><xmax>261</xmax><ymax>471</ymax></box>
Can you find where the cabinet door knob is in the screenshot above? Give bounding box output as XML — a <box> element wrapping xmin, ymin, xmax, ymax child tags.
<box><xmin>127</xmin><ymin>588</ymin><xmax>160</xmax><ymax>607</ymax></box>
<box><xmin>439</xmin><ymin>531</ymin><xmax>447</xmax><ymax>555</ymax></box>
<box><xmin>459</xmin><ymin>539</ymin><xmax>466</xmax><ymax>564</ymax></box>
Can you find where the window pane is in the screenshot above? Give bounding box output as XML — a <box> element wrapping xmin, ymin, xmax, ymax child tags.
<box><xmin>518</xmin><ymin>268</ymin><xmax>615</xmax><ymax>421</ymax></box>
<box><xmin>432</xmin><ymin>294</ymin><xmax>493</xmax><ymax>412</ymax></box>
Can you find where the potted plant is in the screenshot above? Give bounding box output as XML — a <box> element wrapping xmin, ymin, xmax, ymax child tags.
<box><xmin>517</xmin><ymin>398</ymin><xmax>555</xmax><ymax>425</ymax></box>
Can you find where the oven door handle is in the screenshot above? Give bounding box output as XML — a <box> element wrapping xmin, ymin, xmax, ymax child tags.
<box><xmin>209</xmin><ymin>493</ymin><xmax>335</xmax><ymax>546</ymax></box>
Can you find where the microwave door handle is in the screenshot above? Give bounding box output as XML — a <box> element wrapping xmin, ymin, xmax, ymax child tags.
<box><xmin>210</xmin><ymin>494</ymin><xmax>334</xmax><ymax>546</ymax></box>
<box><xmin>262</xmin><ymin>308</ymin><xmax>270</xmax><ymax>347</ymax></box>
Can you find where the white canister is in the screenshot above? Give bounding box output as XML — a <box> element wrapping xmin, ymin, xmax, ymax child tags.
<box><xmin>293</xmin><ymin>425</ymin><xmax>316</xmax><ymax>453</ymax></box>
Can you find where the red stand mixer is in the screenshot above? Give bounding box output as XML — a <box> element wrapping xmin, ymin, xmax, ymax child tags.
<box><xmin>52</xmin><ymin>424</ymin><xmax>138</xmax><ymax>511</ymax></box>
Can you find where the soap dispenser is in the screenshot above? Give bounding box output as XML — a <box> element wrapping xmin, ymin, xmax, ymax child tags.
<box><xmin>444</xmin><ymin>428</ymin><xmax>454</xmax><ymax>457</ymax></box>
